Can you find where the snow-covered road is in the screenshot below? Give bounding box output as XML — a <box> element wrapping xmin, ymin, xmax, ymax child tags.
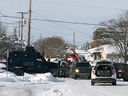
<box><xmin>0</xmin><ymin>71</ymin><xmax>128</xmax><ymax>96</ymax></box>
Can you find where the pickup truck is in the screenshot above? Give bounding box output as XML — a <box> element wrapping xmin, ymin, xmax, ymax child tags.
<box><xmin>113</xmin><ymin>63</ymin><xmax>128</xmax><ymax>81</ymax></box>
<box><xmin>69</xmin><ymin>62</ymin><xmax>92</xmax><ymax>79</ymax></box>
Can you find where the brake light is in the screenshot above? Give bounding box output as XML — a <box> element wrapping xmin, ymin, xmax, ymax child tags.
<box><xmin>112</xmin><ymin>70</ymin><xmax>115</xmax><ymax>75</ymax></box>
<box><xmin>93</xmin><ymin>70</ymin><xmax>96</xmax><ymax>75</ymax></box>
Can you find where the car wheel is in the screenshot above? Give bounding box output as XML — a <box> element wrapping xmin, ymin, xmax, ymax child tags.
<box><xmin>91</xmin><ymin>80</ymin><xmax>95</xmax><ymax>85</ymax></box>
<box><xmin>14</xmin><ymin>69</ymin><xmax>24</xmax><ymax>76</ymax></box>
<box><xmin>112</xmin><ymin>81</ymin><xmax>116</xmax><ymax>85</ymax></box>
<box><xmin>123</xmin><ymin>78</ymin><xmax>128</xmax><ymax>81</ymax></box>
<box><xmin>49</xmin><ymin>68</ymin><xmax>58</xmax><ymax>77</ymax></box>
<box><xmin>74</xmin><ymin>75</ymin><xmax>78</xmax><ymax>80</ymax></box>
<box><xmin>88</xmin><ymin>75</ymin><xmax>91</xmax><ymax>79</ymax></box>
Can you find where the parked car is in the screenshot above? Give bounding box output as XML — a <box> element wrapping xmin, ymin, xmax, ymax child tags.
<box><xmin>0</xmin><ymin>63</ymin><xmax>6</xmax><ymax>73</ymax></box>
<box><xmin>91</xmin><ymin>59</ymin><xmax>116</xmax><ymax>85</ymax></box>
<box><xmin>69</xmin><ymin>62</ymin><xmax>92</xmax><ymax>79</ymax></box>
<box><xmin>113</xmin><ymin>63</ymin><xmax>128</xmax><ymax>81</ymax></box>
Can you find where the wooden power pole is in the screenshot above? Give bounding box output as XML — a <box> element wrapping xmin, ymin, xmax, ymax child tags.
<box><xmin>27</xmin><ymin>0</ymin><xmax>32</xmax><ymax>46</ymax></box>
<box><xmin>17</xmin><ymin>12</ymin><xmax>27</xmax><ymax>41</ymax></box>
<box><xmin>73</xmin><ymin>33</ymin><xmax>75</xmax><ymax>49</ymax></box>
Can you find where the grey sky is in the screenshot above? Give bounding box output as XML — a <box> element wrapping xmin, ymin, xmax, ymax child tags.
<box><xmin>0</xmin><ymin>0</ymin><xmax>128</xmax><ymax>46</ymax></box>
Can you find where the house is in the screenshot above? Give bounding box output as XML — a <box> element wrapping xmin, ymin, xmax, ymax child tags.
<box><xmin>75</xmin><ymin>49</ymin><xmax>89</xmax><ymax>61</ymax></box>
<box><xmin>88</xmin><ymin>46</ymin><xmax>102</xmax><ymax>63</ymax></box>
<box><xmin>88</xmin><ymin>44</ymin><xmax>122</xmax><ymax>63</ymax></box>
<box><xmin>101</xmin><ymin>45</ymin><xmax>123</xmax><ymax>63</ymax></box>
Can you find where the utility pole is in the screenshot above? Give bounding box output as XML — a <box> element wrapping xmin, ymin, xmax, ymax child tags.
<box><xmin>17</xmin><ymin>12</ymin><xmax>27</xmax><ymax>41</ymax></box>
<box><xmin>27</xmin><ymin>0</ymin><xmax>32</xmax><ymax>46</ymax></box>
<box><xmin>17</xmin><ymin>20</ymin><xmax>21</xmax><ymax>39</ymax></box>
<box><xmin>73</xmin><ymin>33</ymin><xmax>75</xmax><ymax>49</ymax></box>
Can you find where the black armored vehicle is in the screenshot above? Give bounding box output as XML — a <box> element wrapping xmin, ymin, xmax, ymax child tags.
<box><xmin>7</xmin><ymin>46</ymin><xmax>59</xmax><ymax>76</ymax></box>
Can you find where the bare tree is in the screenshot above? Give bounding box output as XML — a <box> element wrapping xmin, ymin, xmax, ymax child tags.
<box><xmin>33</xmin><ymin>36</ymin><xmax>72</xmax><ymax>58</ymax></box>
<box><xmin>99</xmin><ymin>11</ymin><xmax>128</xmax><ymax>63</ymax></box>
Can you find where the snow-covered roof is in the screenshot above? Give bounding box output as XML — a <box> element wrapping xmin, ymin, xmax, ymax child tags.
<box><xmin>75</xmin><ymin>49</ymin><xmax>87</xmax><ymax>54</ymax></box>
<box><xmin>88</xmin><ymin>46</ymin><xmax>102</xmax><ymax>54</ymax></box>
<box><xmin>102</xmin><ymin>45</ymin><xmax>119</xmax><ymax>55</ymax></box>
<box><xmin>66</xmin><ymin>48</ymin><xmax>88</xmax><ymax>55</ymax></box>
<box><xmin>66</xmin><ymin>48</ymin><xmax>74</xmax><ymax>55</ymax></box>
<box><xmin>88</xmin><ymin>44</ymin><xmax>120</xmax><ymax>55</ymax></box>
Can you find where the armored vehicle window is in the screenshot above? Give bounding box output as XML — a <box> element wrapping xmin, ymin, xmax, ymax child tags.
<box><xmin>14</xmin><ymin>54</ymin><xmax>17</xmax><ymax>57</ymax></box>
<box><xmin>24</xmin><ymin>54</ymin><xmax>28</xmax><ymax>56</ymax></box>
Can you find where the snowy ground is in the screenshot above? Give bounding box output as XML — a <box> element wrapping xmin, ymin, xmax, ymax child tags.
<box><xmin>0</xmin><ymin>64</ymin><xmax>128</xmax><ymax>96</ymax></box>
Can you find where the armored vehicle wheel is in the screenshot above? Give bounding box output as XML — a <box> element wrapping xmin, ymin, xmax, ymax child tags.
<box><xmin>14</xmin><ymin>69</ymin><xmax>24</xmax><ymax>76</ymax></box>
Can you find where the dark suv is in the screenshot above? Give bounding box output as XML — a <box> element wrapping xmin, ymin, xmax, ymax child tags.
<box><xmin>113</xmin><ymin>63</ymin><xmax>128</xmax><ymax>81</ymax></box>
<box><xmin>69</xmin><ymin>62</ymin><xmax>92</xmax><ymax>79</ymax></box>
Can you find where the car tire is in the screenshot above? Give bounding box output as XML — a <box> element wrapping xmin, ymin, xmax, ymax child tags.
<box><xmin>123</xmin><ymin>78</ymin><xmax>128</xmax><ymax>81</ymax></box>
<box><xmin>14</xmin><ymin>68</ymin><xmax>24</xmax><ymax>76</ymax></box>
<box><xmin>88</xmin><ymin>75</ymin><xmax>91</xmax><ymax>79</ymax></box>
<box><xmin>74</xmin><ymin>76</ymin><xmax>77</xmax><ymax>80</ymax></box>
<box><xmin>91</xmin><ymin>80</ymin><xmax>95</xmax><ymax>85</ymax></box>
<box><xmin>49</xmin><ymin>68</ymin><xmax>58</xmax><ymax>77</ymax></box>
<box><xmin>112</xmin><ymin>81</ymin><xmax>116</xmax><ymax>85</ymax></box>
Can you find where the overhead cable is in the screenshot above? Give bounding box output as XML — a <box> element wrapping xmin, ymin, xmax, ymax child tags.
<box><xmin>1</xmin><ymin>15</ymin><xmax>99</xmax><ymax>25</ymax></box>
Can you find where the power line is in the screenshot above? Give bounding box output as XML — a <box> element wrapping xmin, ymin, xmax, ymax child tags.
<box><xmin>33</xmin><ymin>0</ymin><xmax>128</xmax><ymax>11</ymax></box>
<box><xmin>1</xmin><ymin>15</ymin><xmax>99</xmax><ymax>25</ymax></box>
<box><xmin>0</xmin><ymin>21</ymin><xmax>16</xmax><ymax>25</ymax></box>
<box><xmin>32</xmin><ymin>11</ymin><xmax>92</xmax><ymax>36</ymax></box>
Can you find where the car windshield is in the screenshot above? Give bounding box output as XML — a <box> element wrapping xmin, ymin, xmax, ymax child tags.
<box><xmin>76</xmin><ymin>63</ymin><xmax>91</xmax><ymax>67</ymax></box>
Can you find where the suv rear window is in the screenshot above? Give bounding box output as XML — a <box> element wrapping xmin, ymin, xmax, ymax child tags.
<box><xmin>96</xmin><ymin>65</ymin><xmax>113</xmax><ymax>77</ymax></box>
<box><xmin>97</xmin><ymin>61</ymin><xmax>112</xmax><ymax>64</ymax></box>
<box><xmin>96</xmin><ymin>65</ymin><xmax>112</xmax><ymax>70</ymax></box>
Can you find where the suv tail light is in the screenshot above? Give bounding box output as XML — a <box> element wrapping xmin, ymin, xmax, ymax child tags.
<box><xmin>93</xmin><ymin>70</ymin><xmax>96</xmax><ymax>75</ymax></box>
<box><xmin>112</xmin><ymin>70</ymin><xmax>115</xmax><ymax>75</ymax></box>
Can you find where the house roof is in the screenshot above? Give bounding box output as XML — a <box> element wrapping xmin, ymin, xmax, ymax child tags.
<box><xmin>75</xmin><ymin>49</ymin><xmax>88</xmax><ymax>54</ymax></box>
<box><xmin>102</xmin><ymin>45</ymin><xmax>119</xmax><ymax>55</ymax></box>
<box><xmin>88</xmin><ymin>46</ymin><xmax>102</xmax><ymax>54</ymax></box>
<box><xmin>88</xmin><ymin>44</ymin><xmax>119</xmax><ymax>55</ymax></box>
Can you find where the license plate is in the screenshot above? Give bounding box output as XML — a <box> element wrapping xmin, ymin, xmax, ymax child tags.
<box><xmin>119</xmin><ymin>74</ymin><xmax>121</xmax><ymax>77</ymax></box>
<box><xmin>118</xmin><ymin>69</ymin><xmax>122</xmax><ymax>72</ymax></box>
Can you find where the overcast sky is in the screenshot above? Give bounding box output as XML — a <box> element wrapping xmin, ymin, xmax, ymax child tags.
<box><xmin>0</xmin><ymin>0</ymin><xmax>128</xmax><ymax>46</ymax></box>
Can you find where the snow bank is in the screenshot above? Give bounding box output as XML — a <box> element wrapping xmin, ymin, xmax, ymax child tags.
<box><xmin>0</xmin><ymin>72</ymin><xmax>58</xmax><ymax>83</ymax></box>
<box><xmin>0</xmin><ymin>63</ymin><xmax>6</xmax><ymax>68</ymax></box>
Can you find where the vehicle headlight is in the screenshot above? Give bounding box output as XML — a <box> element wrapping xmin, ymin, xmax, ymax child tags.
<box><xmin>75</xmin><ymin>69</ymin><xmax>79</xmax><ymax>73</ymax></box>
